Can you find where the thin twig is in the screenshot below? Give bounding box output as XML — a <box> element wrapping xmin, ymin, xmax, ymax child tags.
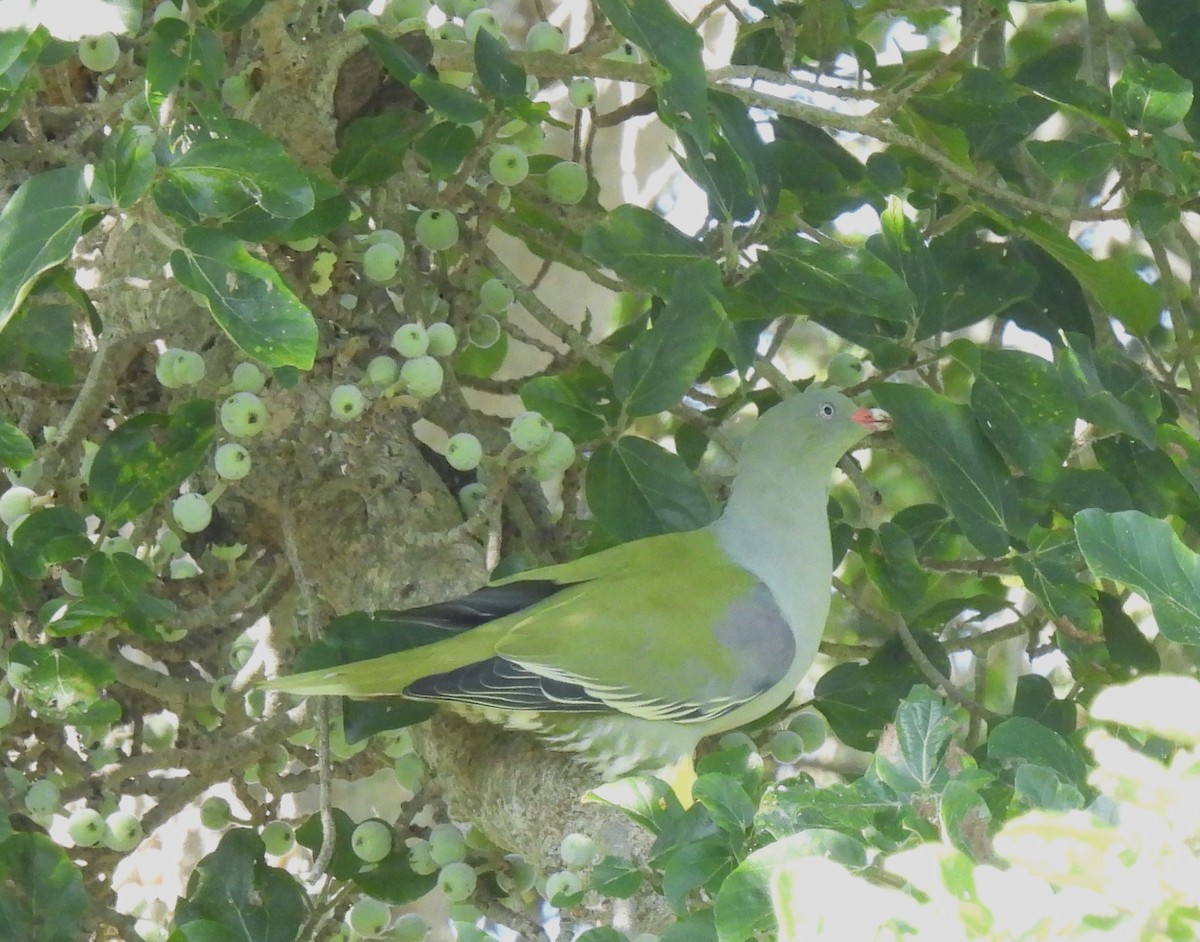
<box><xmin>892</xmin><ymin>612</ymin><xmax>1003</xmax><ymax>723</ymax></box>
<box><xmin>1150</xmin><ymin>237</ymin><xmax>1200</xmax><ymax>412</ymax></box>
<box><xmin>872</xmin><ymin>5</ymin><xmax>998</xmax><ymax>119</ymax></box>
<box><xmin>280</xmin><ymin>510</ymin><xmax>337</xmax><ymax>880</ymax></box>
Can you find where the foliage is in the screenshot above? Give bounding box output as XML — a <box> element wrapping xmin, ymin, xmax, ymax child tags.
<box><xmin>0</xmin><ymin>0</ymin><xmax>1199</xmax><ymax>940</ymax></box>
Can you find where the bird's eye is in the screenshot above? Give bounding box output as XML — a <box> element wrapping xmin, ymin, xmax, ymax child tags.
<box><xmin>818</xmin><ymin>402</ymin><xmax>836</xmax><ymax>418</ymax></box>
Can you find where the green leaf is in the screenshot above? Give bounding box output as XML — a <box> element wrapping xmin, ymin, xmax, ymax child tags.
<box><xmin>586</xmin><ymin>437</ymin><xmax>717</xmax><ymax>541</ymax></box>
<box><xmin>1026</xmin><ymin>137</ymin><xmax>1122</xmax><ymax>183</ymax></box>
<box><xmin>473</xmin><ymin>29</ymin><xmax>526</xmax><ymax>102</ymax></box>
<box><xmin>175</xmin><ymin>829</ymin><xmax>305</xmax><ymax>942</ymax></box>
<box><xmin>1127</xmin><ymin>188</ymin><xmax>1178</xmax><ymax>238</ymax></box>
<box><xmin>814</xmin><ymin>631</ymin><xmax>951</xmax><ymax>752</ymax></box>
<box><xmin>872</xmin><ymin>383</ymin><xmax>1029</xmax><ymax>556</ymax></box>
<box><xmin>144</xmin><ymin>21</ymin><xmax>225</xmax><ymax>114</ymax></box>
<box><xmin>595</xmin><ymin>0</ymin><xmax>709</xmax><ymax>150</ymax></box>
<box><xmin>662</xmin><ymin>912</ymin><xmax>718</xmax><ymax>942</ymax></box>
<box><xmin>42</xmin><ymin>595</ymin><xmax>124</xmax><ymax>638</ymax></box>
<box><xmin>662</xmin><ymin>838</ymin><xmax>734</xmax><ymax>914</ymax></box>
<box><xmin>939</xmin><ymin>779</ymin><xmax>992</xmax><ymax>859</ymax></box>
<box><xmin>87</xmin><ymin>400</ymin><xmax>216</xmax><ymax>527</ymax></box>
<box><xmin>91</xmin><ymin>124</ymin><xmax>157</xmax><ymax>208</ymax></box>
<box><xmin>582</xmin><ymin>205</ymin><xmax>705</xmax><ymax>293</ymax></box>
<box><xmin>171</xmin><ymin>228</ymin><xmax>316</xmax><ymax>369</ymax></box>
<box><xmin>1113</xmin><ymin>57</ymin><xmax>1194</xmax><ymax>130</ymax></box>
<box><xmin>295</xmin><ymin>809</ymin><xmax>364</xmax><ymax>881</ymax></box>
<box><xmin>454</xmin><ymin>331</ymin><xmax>508</xmax><ymax>379</ymax></box>
<box><xmin>0</xmin><ymin>166</ymin><xmax>97</xmax><ymax>331</ymax></box>
<box><xmin>360</xmin><ymin>29</ymin><xmax>490</xmax><ymax>121</ymax></box>
<box><xmin>709</xmin><ymin>91</ymin><xmax>779</xmax><ymax>215</ymax></box>
<box><xmin>576</xmin><ymin>930</ymin><xmax>627</xmax><ymax>942</ymax></box>
<box><xmin>862</xmin><ymin>522</ymin><xmax>932</xmax><ymax>613</ymax></box>
<box><xmin>986</xmin><ymin>716</ymin><xmax>1087</xmax><ymax>786</ymax></box>
<box><xmin>0</xmin><ymin>833</ymin><xmax>88</xmax><ymax>942</ymax></box>
<box><xmin>353</xmin><ymin>851</ymin><xmax>438</xmax><ymax>904</ymax></box>
<box><xmin>0</xmin><ymin>27</ymin><xmax>48</xmax><ymax>134</ymax></box>
<box><xmin>1056</xmin><ymin>332</ymin><xmax>1158</xmax><ymax>447</ymax></box>
<box><xmin>693</xmin><ymin>773</ymin><xmax>756</xmax><ymax>837</ymax></box>
<box><xmin>1075</xmin><ymin>508</ymin><xmax>1200</xmax><ymax>646</ymax></box>
<box><xmin>873</xmin><ymin>686</ymin><xmax>956</xmax><ymax>794</ymax></box>
<box><xmin>586</xmin><ymin>776</ymin><xmax>686</xmax><ymax>835</ymax></box>
<box><xmin>145</xmin><ymin>18</ymin><xmax>193</xmax><ymax>108</ymax></box>
<box><xmin>360</xmin><ymin>27</ymin><xmax>422</xmax><ymax>83</ymax></box>
<box><xmin>614</xmin><ymin>261</ymin><xmax>725</xmax><ymax>416</ymax></box>
<box><xmin>0</xmin><ymin>419</ymin><xmax>35</xmax><ymax>470</ymax></box>
<box><xmin>1013</xmin><ymin>527</ymin><xmax>1100</xmax><ymax>632</ymax></box>
<box><xmin>953</xmin><ymin>344</ymin><xmax>1075</xmax><ymax>482</ymax></box>
<box><xmin>520</xmin><ymin>364</ymin><xmax>617</xmax><ymax>441</ymax></box>
<box><xmin>0</xmin><ymin>302</ymin><xmax>76</xmax><ymax>384</ymax></box>
<box><xmin>411</xmin><ymin>73</ymin><xmax>490</xmax><ymax>124</ymax></box>
<box><xmin>1015</xmin><ymin>216</ymin><xmax>1161</xmax><ymax>335</ymax></box>
<box><xmin>332</xmin><ymin>111</ymin><xmax>431</xmax><ymax>186</ymax></box>
<box><xmin>747</xmin><ymin>235</ymin><xmax>917</xmax><ymax>324</ymax></box>
<box><xmin>200</xmin><ymin>0</ymin><xmax>266</xmax><ymax>31</ymax></box>
<box><xmin>160</xmin><ymin>121</ymin><xmax>313</xmax><ymax>221</ymax></box>
<box><xmin>1097</xmin><ymin>591</ymin><xmax>1160</xmax><ymax>674</ymax></box>
<box><xmin>759</xmin><ymin>778</ymin><xmax>896</xmax><ymax>843</ymax></box>
<box><xmin>591</xmin><ymin>855</ymin><xmax>645</xmax><ymax>899</ymax></box>
<box><xmin>413</xmin><ymin>121</ymin><xmax>477</xmax><ymax>180</ymax></box>
<box><xmin>1158</xmin><ymin>423</ymin><xmax>1200</xmax><ymax>502</ymax></box>
<box><xmin>80</xmin><ymin>551</ymin><xmax>177</xmax><ymax>638</ymax></box>
<box><xmin>714</xmin><ymin>831</ymin><xmax>867</xmax><ymax>942</ymax></box>
<box><xmin>9</xmin><ymin>508</ymin><xmax>91</xmax><ymax>579</ymax></box>
<box><xmin>1012</xmin><ymin>763</ymin><xmax>1084</xmax><ymax>813</ymax></box>
<box><xmin>866</xmin><ymin>199</ymin><xmax>942</xmax><ymax>331</ymax></box>
<box><xmin>21</xmin><ymin>645</ymin><xmax>119</xmax><ymax>724</ymax></box>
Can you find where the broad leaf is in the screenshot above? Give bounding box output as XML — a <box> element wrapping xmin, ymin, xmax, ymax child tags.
<box><xmin>160</xmin><ymin>121</ymin><xmax>313</xmax><ymax>221</ymax></box>
<box><xmin>1075</xmin><ymin>508</ymin><xmax>1200</xmax><ymax>646</ymax></box>
<box><xmin>951</xmin><ymin>344</ymin><xmax>1075</xmax><ymax>482</ymax></box>
<box><xmin>586</xmin><ymin>437</ymin><xmax>717</xmax><ymax>541</ymax></box>
<box><xmin>873</xmin><ymin>686</ymin><xmax>956</xmax><ymax>795</ymax></box>
<box><xmin>1013</xmin><ymin>527</ymin><xmax>1100</xmax><ymax>632</ymax></box>
<box><xmin>0</xmin><ymin>302</ymin><xmax>76</xmax><ymax>384</ymax></box>
<box><xmin>613</xmin><ymin>261</ymin><xmax>725</xmax><ymax>416</ymax></box>
<box><xmin>473</xmin><ymin>30</ymin><xmax>526</xmax><ymax>103</ymax></box>
<box><xmin>715</xmin><ymin>831</ymin><xmax>867</xmax><ymax>942</ymax></box>
<box><xmin>986</xmin><ymin>716</ymin><xmax>1087</xmax><ymax>787</ymax></box>
<box><xmin>596</xmin><ymin>0</ymin><xmax>708</xmax><ymax>151</ymax></box>
<box><xmin>0</xmin><ymin>833</ymin><xmax>88</xmax><ymax>942</ymax></box>
<box><xmin>91</xmin><ymin>124</ymin><xmax>157</xmax><ymax>208</ymax></box>
<box><xmin>171</xmin><ymin>228</ymin><xmax>316</xmax><ymax>368</ymax></box>
<box><xmin>0</xmin><ymin>419</ymin><xmax>34</xmax><ymax>470</ymax></box>
<box><xmin>175</xmin><ymin>829</ymin><xmax>305</xmax><ymax>942</ymax></box>
<box><xmin>1016</xmin><ymin>216</ymin><xmax>1161</xmax><ymax>335</ymax></box>
<box><xmin>87</xmin><ymin>400</ymin><xmax>216</xmax><ymax>527</ymax></box>
<box><xmin>872</xmin><ymin>384</ymin><xmax>1029</xmax><ymax>556</ymax></box>
<box><xmin>0</xmin><ymin>167</ymin><xmax>96</xmax><ymax>331</ymax></box>
<box><xmin>520</xmin><ymin>364</ymin><xmax>617</xmax><ymax>441</ymax></box>
<box><xmin>332</xmin><ymin>111</ymin><xmax>431</xmax><ymax>186</ymax></box>
<box><xmin>583</xmin><ymin>205</ymin><xmax>705</xmax><ymax>293</ymax></box>
<box><xmin>1113</xmin><ymin>57</ymin><xmax>1193</xmax><ymax>130</ymax></box>
<box><xmin>749</xmin><ymin>235</ymin><xmax>916</xmax><ymax>324</ymax></box>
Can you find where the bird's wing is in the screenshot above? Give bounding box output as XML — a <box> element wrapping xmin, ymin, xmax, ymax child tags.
<box><xmin>264</xmin><ymin>529</ymin><xmax>795</xmax><ymax>723</ymax></box>
<box><xmin>489</xmin><ymin>528</ymin><xmax>796</xmax><ymax>724</ymax></box>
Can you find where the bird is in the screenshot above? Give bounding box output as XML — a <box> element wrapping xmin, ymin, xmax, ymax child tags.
<box><xmin>264</xmin><ymin>385</ymin><xmax>891</xmax><ymax>779</ymax></box>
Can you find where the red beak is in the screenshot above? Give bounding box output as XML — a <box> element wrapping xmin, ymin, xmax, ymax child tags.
<box><xmin>852</xmin><ymin>406</ymin><xmax>892</xmax><ymax>433</ymax></box>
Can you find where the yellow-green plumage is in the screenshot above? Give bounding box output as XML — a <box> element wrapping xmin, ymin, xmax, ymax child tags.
<box><xmin>264</xmin><ymin>386</ymin><xmax>890</xmax><ymax>777</ymax></box>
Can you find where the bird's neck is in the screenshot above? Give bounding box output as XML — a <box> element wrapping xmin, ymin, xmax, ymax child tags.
<box><xmin>713</xmin><ymin>467</ymin><xmax>835</xmax><ymax>641</ymax></box>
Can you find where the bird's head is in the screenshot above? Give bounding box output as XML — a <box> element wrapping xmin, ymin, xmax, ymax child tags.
<box><xmin>738</xmin><ymin>385</ymin><xmax>892</xmax><ymax>477</ymax></box>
